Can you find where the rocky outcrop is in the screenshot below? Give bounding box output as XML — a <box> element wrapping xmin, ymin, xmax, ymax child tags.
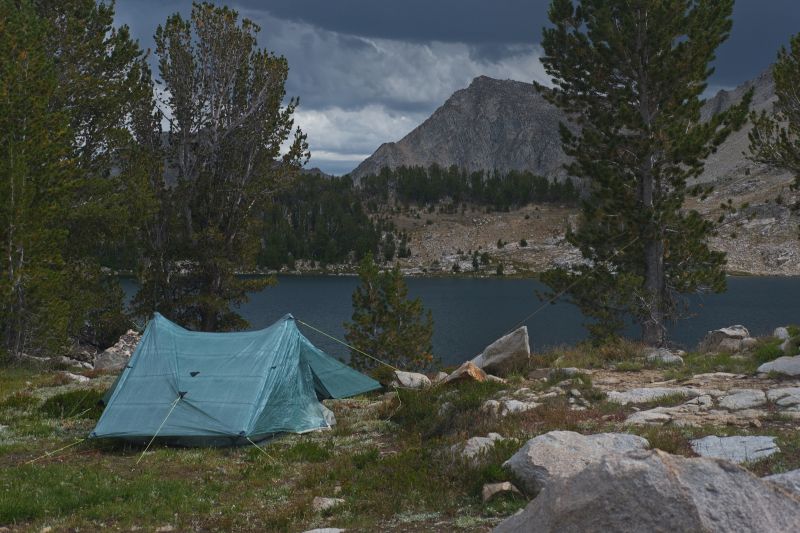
<box><xmin>470</xmin><ymin>326</ymin><xmax>530</xmax><ymax>376</ymax></box>
<box><xmin>350</xmin><ymin>76</ymin><xmax>571</xmax><ymax>181</ymax></box>
<box><xmin>697</xmin><ymin>325</ymin><xmax>753</xmax><ymax>354</ymax></box>
<box><xmin>94</xmin><ymin>330</ymin><xmax>142</xmax><ymax>371</ymax></box>
<box><xmin>502</xmin><ymin>430</ymin><xmax>649</xmax><ymax>496</ymax></box>
<box><xmin>494</xmin><ymin>450</ymin><xmax>800</xmax><ymax>533</ymax></box>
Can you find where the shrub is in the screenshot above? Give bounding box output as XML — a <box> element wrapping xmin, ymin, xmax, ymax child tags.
<box><xmin>39</xmin><ymin>389</ymin><xmax>104</xmax><ymax>419</ymax></box>
<box><xmin>283</xmin><ymin>440</ymin><xmax>332</xmax><ymax>463</ymax></box>
<box><xmin>754</xmin><ymin>338</ymin><xmax>784</xmax><ymax>364</ymax></box>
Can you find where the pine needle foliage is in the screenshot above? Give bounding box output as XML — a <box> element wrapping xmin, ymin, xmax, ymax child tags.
<box><xmin>749</xmin><ymin>33</ymin><xmax>800</xmax><ymax>184</ymax></box>
<box><xmin>539</xmin><ymin>0</ymin><xmax>751</xmax><ymax>344</ymax></box>
<box><xmin>344</xmin><ymin>256</ymin><xmax>435</xmax><ymax>372</ymax></box>
<box><xmin>130</xmin><ymin>2</ymin><xmax>309</xmax><ymax>331</ymax></box>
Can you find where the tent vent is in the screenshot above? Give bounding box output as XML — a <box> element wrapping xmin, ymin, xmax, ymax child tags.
<box><xmin>190</xmin><ymin>371</ymin><xmax>200</xmax><ymax>377</ymax></box>
<box><xmin>178</xmin><ymin>391</ymin><xmax>187</xmax><ymax>398</ymax></box>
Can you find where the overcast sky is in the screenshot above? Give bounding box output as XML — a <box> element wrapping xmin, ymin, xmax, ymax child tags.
<box><xmin>115</xmin><ymin>0</ymin><xmax>800</xmax><ymax>175</ymax></box>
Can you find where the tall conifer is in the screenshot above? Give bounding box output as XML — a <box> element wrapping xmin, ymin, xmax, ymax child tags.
<box><xmin>539</xmin><ymin>0</ymin><xmax>750</xmax><ymax>344</ymax></box>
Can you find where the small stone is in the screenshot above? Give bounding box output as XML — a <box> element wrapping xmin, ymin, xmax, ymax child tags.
<box><xmin>741</xmin><ymin>337</ymin><xmax>759</xmax><ymax>350</ymax></box>
<box><xmin>312</xmin><ymin>496</ymin><xmax>345</xmax><ymax>512</ymax></box>
<box><xmin>391</xmin><ymin>370</ymin><xmax>431</xmax><ymax>389</ymax></box>
<box><xmin>431</xmin><ymin>371</ymin><xmax>449</xmax><ymax>383</ymax></box>
<box><xmin>442</xmin><ymin>361</ymin><xmax>487</xmax><ymax>384</ymax></box>
<box><xmin>454</xmin><ymin>433</ymin><xmax>505</xmax><ymax>462</ymax></box>
<box><xmin>625</xmin><ymin>408</ymin><xmax>673</xmax><ymax>425</ymax></box>
<box><xmin>481</xmin><ymin>481</ymin><xmax>522</xmax><ymax>503</ymax></box>
<box><xmin>549</xmin><ymin>367</ymin><xmax>581</xmax><ymax>378</ymax></box>
<box><xmin>486</xmin><ymin>374</ymin><xmax>507</xmax><ymax>384</ymax></box>
<box><xmin>645</xmin><ymin>347</ymin><xmax>684</xmax><ymax>365</ymax></box>
<box><xmin>570</xmin><ymin>388</ymin><xmax>582</xmax><ymax>398</ymax></box>
<box><xmin>774</xmin><ymin>327</ymin><xmax>791</xmax><ymax>341</ymax></box>
<box><xmin>155</xmin><ymin>527</ymin><xmax>174</xmax><ymax>533</ymax></box>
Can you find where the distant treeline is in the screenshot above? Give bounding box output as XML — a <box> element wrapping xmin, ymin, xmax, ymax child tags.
<box><xmin>358</xmin><ymin>165</ymin><xmax>580</xmax><ymax>210</ymax></box>
<box><xmin>258</xmin><ymin>174</ymin><xmax>410</xmax><ymax>269</ymax></box>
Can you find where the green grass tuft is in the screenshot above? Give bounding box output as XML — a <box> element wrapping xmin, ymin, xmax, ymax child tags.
<box><xmin>39</xmin><ymin>389</ymin><xmax>104</xmax><ymax>420</ymax></box>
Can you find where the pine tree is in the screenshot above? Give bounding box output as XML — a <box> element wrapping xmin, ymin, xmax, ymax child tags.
<box><xmin>0</xmin><ymin>0</ymin><xmax>76</xmax><ymax>357</ymax></box>
<box><xmin>344</xmin><ymin>256</ymin><xmax>435</xmax><ymax>372</ymax></box>
<box><xmin>749</xmin><ymin>33</ymin><xmax>800</xmax><ymax>182</ymax></box>
<box><xmin>539</xmin><ymin>0</ymin><xmax>751</xmax><ymax>345</ymax></box>
<box><xmin>134</xmin><ymin>2</ymin><xmax>309</xmax><ymax>331</ymax></box>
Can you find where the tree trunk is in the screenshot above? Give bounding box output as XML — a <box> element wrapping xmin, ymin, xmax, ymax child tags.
<box><xmin>642</xmin><ymin>238</ymin><xmax>666</xmax><ymax>346</ymax></box>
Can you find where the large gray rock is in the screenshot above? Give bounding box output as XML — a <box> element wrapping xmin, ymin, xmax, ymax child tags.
<box><xmin>494</xmin><ymin>450</ymin><xmax>800</xmax><ymax>533</ymax></box>
<box><xmin>470</xmin><ymin>326</ymin><xmax>530</xmax><ymax>376</ymax></box>
<box><xmin>94</xmin><ymin>330</ymin><xmax>142</xmax><ymax>371</ymax></box>
<box><xmin>698</xmin><ymin>325</ymin><xmax>750</xmax><ymax>353</ymax></box>
<box><xmin>690</xmin><ymin>435</ymin><xmax>779</xmax><ymax>464</ymax></box>
<box><xmin>503</xmin><ymin>430</ymin><xmax>649</xmax><ymax>495</ymax></box>
<box><xmin>759</xmin><ymin>356</ymin><xmax>800</xmax><ymax>376</ymax></box>
<box><xmin>765</xmin><ymin>469</ymin><xmax>800</xmax><ymax>496</ymax></box>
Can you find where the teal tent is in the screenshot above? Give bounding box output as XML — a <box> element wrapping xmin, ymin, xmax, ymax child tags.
<box><xmin>91</xmin><ymin>313</ymin><xmax>381</xmax><ymax>445</ymax></box>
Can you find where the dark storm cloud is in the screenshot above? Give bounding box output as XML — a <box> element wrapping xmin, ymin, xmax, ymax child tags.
<box><xmin>114</xmin><ymin>0</ymin><xmax>800</xmax><ymax>174</ymax></box>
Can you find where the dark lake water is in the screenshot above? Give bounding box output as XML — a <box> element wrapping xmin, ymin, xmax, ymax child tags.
<box><xmin>120</xmin><ymin>275</ymin><xmax>800</xmax><ymax>366</ymax></box>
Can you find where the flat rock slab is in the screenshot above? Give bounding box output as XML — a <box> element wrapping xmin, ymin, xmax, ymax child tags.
<box><xmin>764</xmin><ymin>469</ymin><xmax>800</xmax><ymax>497</ymax></box>
<box><xmin>690</xmin><ymin>435</ymin><xmax>779</xmax><ymax>464</ymax></box>
<box><xmin>494</xmin><ymin>450</ymin><xmax>800</xmax><ymax>533</ymax></box>
<box><xmin>503</xmin><ymin>430</ymin><xmax>649</xmax><ymax>495</ymax></box>
<box><xmin>482</xmin><ymin>399</ymin><xmax>540</xmax><ymax>417</ymax></box>
<box><xmin>767</xmin><ymin>387</ymin><xmax>800</xmax><ymax>406</ymax></box>
<box><xmin>718</xmin><ymin>389</ymin><xmax>767</xmax><ymax>410</ymax></box>
<box><xmin>645</xmin><ymin>348</ymin><xmax>684</xmax><ymax>365</ymax></box>
<box><xmin>759</xmin><ymin>356</ymin><xmax>800</xmax><ymax>376</ymax></box>
<box><xmin>606</xmin><ymin>387</ymin><xmax>699</xmax><ymax>405</ymax></box>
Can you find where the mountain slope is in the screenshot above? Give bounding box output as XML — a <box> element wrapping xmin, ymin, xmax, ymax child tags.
<box><xmin>351</xmin><ymin>71</ymin><xmax>779</xmax><ymax>185</ymax></box>
<box><xmin>350</xmin><ymin>76</ymin><xmax>569</xmax><ymax>180</ymax></box>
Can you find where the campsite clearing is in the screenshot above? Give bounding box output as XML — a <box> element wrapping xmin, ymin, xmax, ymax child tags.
<box><xmin>4</xmin><ymin>333</ymin><xmax>800</xmax><ymax>531</ymax></box>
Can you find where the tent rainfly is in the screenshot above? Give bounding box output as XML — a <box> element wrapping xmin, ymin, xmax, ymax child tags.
<box><xmin>90</xmin><ymin>313</ymin><xmax>381</xmax><ymax>445</ymax></box>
